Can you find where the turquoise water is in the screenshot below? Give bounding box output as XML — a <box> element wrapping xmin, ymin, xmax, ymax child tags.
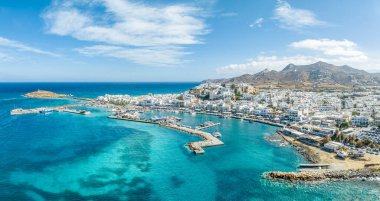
<box><xmin>0</xmin><ymin>83</ymin><xmax>379</xmax><ymax>201</ymax></box>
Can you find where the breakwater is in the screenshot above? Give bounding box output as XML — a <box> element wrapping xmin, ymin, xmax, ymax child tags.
<box><xmin>265</xmin><ymin>168</ymin><xmax>380</xmax><ymax>182</ymax></box>
<box><xmin>10</xmin><ymin>107</ymin><xmax>90</xmax><ymax>116</ymax></box>
<box><xmin>108</xmin><ymin>116</ymin><xmax>224</xmax><ymax>154</ymax></box>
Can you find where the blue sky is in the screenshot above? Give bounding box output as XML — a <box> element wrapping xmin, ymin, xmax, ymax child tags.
<box><xmin>0</xmin><ymin>0</ymin><xmax>380</xmax><ymax>82</ymax></box>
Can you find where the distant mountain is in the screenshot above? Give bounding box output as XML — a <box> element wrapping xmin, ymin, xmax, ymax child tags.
<box><xmin>206</xmin><ymin>61</ymin><xmax>380</xmax><ymax>86</ymax></box>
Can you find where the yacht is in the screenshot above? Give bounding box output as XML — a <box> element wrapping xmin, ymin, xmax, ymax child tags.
<box><xmin>213</xmin><ymin>131</ymin><xmax>222</xmax><ymax>138</ymax></box>
<box><xmin>40</xmin><ymin>109</ymin><xmax>53</xmax><ymax>114</ymax></box>
<box><xmin>151</xmin><ymin>116</ymin><xmax>163</xmax><ymax>122</ymax></box>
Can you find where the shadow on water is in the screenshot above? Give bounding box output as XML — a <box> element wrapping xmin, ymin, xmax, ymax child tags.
<box><xmin>2</xmin><ymin>125</ymin><xmax>159</xmax><ymax>201</ymax></box>
<box><xmin>1</xmin><ymin>125</ymin><xmax>141</xmax><ymax>173</ymax></box>
<box><xmin>215</xmin><ymin>168</ymin><xmax>266</xmax><ymax>201</ymax></box>
<box><xmin>170</xmin><ymin>176</ymin><xmax>185</xmax><ymax>188</ymax></box>
<box><xmin>1</xmin><ymin>179</ymin><xmax>156</xmax><ymax>201</ymax></box>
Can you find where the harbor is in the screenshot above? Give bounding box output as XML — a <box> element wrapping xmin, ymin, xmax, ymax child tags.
<box><xmin>108</xmin><ymin>113</ymin><xmax>224</xmax><ymax>154</ymax></box>
<box><xmin>195</xmin><ymin>121</ymin><xmax>220</xmax><ymax>130</ymax></box>
<box><xmin>9</xmin><ymin>88</ymin><xmax>380</xmax><ymax>182</ymax></box>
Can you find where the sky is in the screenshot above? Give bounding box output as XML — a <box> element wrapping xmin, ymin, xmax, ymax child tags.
<box><xmin>0</xmin><ymin>0</ymin><xmax>380</xmax><ymax>82</ymax></box>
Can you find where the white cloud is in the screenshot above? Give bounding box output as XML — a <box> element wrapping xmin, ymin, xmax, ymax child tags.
<box><xmin>216</xmin><ymin>39</ymin><xmax>375</xmax><ymax>76</ymax></box>
<box><xmin>249</xmin><ymin>18</ymin><xmax>264</xmax><ymax>28</ymax></box>
<box><xmin>0</xmin><ymin>52</ymin><xmax>13</xmax><ymax>62</ymax></box>
<box><xmin>290</xmin><ymin>39</ymin><xmax>368</xmax><ymax>61</ymax></box>
<box><xmin>273</xmin><ymin>0</ymin><xmax>325</xmax><ymax>30</ymax></box>
<box><xmin>0</xmin><ymin>36</ymin><xmax>58</xmax><ymax>57</ymax></box>
<box><xmin>75</xmin><ymin>45</ymin><xmax>187</xmax><ymax>66</ymax></box>
<box><xmin>216</xmin><ymin>55</ymin><xmax>319</xmax><ymax>76</ymax></box>
<box><xmin>43</xmin><ymin>0</ymin><xmax>209</xmax><ymax>66</ymax></box>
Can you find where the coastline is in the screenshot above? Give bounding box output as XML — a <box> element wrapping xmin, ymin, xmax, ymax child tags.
<box><xmin>108</xmin><ymin>115</ymin><xmax>224</xmax><ymax>154</ymax></box>
<box><xmin>266</xmin><ymin>168</ymin><xmax>380</xmax><ymax>182</ymax></box>
<box><xmin>12</xmin><ymin>90</ymin><xmax>380</xmax><ymax>183</ymax></box>
<box><xmin>277</xmin><ymin>131</ymin><xmax>380</xmax><ymax>170</ymax></box>
<box><xmin>266</xmin><ymin>131</ymin><xmax>380</xmax><ymax>182</ymax></box>
<box><xmin>277</xmin><ymin>131</ymin><xmax>321</xmax><ymax>164</ymax></box>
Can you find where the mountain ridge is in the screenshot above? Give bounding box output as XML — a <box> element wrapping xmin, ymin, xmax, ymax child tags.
<box><xmin>205</xmin><ymin>61</ymin><xmax>380</xmax><ymax>86</ymax></box>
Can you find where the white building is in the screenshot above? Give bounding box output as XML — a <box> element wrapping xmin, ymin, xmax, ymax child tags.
<box><xmin>352</xmin><ymin>116</ymin><xmax>369</xmax><ymax>127</ymax></box>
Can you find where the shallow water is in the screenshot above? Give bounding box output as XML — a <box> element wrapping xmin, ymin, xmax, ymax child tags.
<box><xmin>0</xmin><ymin>83</ymin><xmax>379</xmax><ymax>201</ymax></box>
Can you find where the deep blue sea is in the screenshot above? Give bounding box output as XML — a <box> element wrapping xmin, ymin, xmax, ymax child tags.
<box><xmin>0</xmin><ymin>83</ymin><xmax>379</xmax><ymax>201</ymax></box>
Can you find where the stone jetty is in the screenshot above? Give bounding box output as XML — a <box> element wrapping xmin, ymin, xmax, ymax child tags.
<box><xmin>164</xmin><ymin>124</ymin><xmax>224</xmax><ymax>154</ymax></box>
<box><xmin>10</xmin><ymin>106</ymin><xmax>90</xmax><ymax>116</ymax></box>
<box><xmin>265</xmin><ymin>167</ymin><xmax>380</xmax><ymax>182</ymax></box>
<box><xmin>108</xmin><ymin>115</ymin><xmax>224</xmax><ymax>154</ymax></box>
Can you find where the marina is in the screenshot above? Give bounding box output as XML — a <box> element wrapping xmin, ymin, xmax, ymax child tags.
<box><xmin>108</xmin><ymin>114</ymin><xmax>224</xmax><ymax>154</ymax></box>
<box><xmin>195</xmin><ymin>121</ymin><xmax>221</xmax><ymax>130</ymax></box>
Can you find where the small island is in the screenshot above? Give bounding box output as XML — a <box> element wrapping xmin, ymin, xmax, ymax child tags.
<box><xmin>24</xmin><ymin>90</ymin><xmax>71</xmax><ymax>99</ymax></box>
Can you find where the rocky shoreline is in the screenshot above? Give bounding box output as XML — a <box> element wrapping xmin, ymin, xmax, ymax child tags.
<box><xmin>276</xmin><ymin>131</ymin><xmax>321</xmax><ymax>163</ymax></box>
<box><xmin>265</xmin><ymin>168</ymin><xmax>380</xmax><ymax>182</ymax></box>
<box><xmin>266</xmin><ymin>131</ymin><xmax>380</xmax><ymax>183</ymax></box>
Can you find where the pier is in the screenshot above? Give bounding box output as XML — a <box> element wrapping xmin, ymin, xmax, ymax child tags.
<box><xmin>108</xmin><ymin>115</ymin><xmax>224</xmax><ymax>154</ymax></box>
<box><xmin>163</xmin><ymin>124</ymin><xmax>224</xmax><ymax>154</ymax></box>
<box><xmin>10</xmin><ymin>107</ymin><xmax>62</xmax><ymax>115</ymax></box>
<box><xmin>195</xmin><ymin>121</ymin><xmax>221</xmax><ymax>130</ymax></box>
<box><xmin>298</xmin><ymin>164</ymin><xmax>331</xmax><ymax>170</ymax></box>
<box><xmin>10</xmin><ymin>107</ymin><xmax>90</xmax><ymax>116</ymax></box>
<box><xmin>62</xmin><ymin>109</ymin><xmax>91</xmax><ymax>115</ymax></box>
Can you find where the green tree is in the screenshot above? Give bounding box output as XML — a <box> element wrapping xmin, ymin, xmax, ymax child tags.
<box><xmin>322</xmin><ymin>136</ymin><xmax>332</xmax><ymax>144</ymax></box>
<box><xmin>339</xmin><ymin>122</ymin><xmax>350</xmax><ymax>130</ymax></box>
<box><xmin>352</xmin><ymin>111</ymin><xmax>360</xmax><ymax>116</ymax></box>
<box><xmin>176</xmin><ymin>94</ymin><xmax>184</xmax><ymax>101</ymax></box>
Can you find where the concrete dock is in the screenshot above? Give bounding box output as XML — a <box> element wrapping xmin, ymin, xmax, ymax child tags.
<box><xmin>62</xmin><ymin>109</ymin><xmax>91</xmax><ymax>115</ymax></box>
<box><xmin>163</xmin><ymin>124</ymin><xmax>224</xmax><ymax>154</ymax></box>
<box><xmin>10</xmin><ymin>107</ymin><xmax>62</xmax><ymax>115</ymax></box>
<box><xmin>10</xmin><ymin>107</ymin><xmax>90</xmax><ymax>116</ymax></box>
<box><xmin>108</xmin><ymin>115</ymin><xmax>224</xmax><ymax>154</ymax></box>
<box><xmin>195</xmin><ymin>122</ymin><xmax>221</xmax><ymax>130</ymax></box>
<box><xmin>299</xmin><ymin>164</ymin><xmax>331</xmax><ymax>170</ymax></box>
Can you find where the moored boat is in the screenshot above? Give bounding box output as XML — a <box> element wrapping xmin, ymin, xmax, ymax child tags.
<box><xmin>213</xmin><ymin>131</ymin><xmax>222</xmax><ymax>138</ymax></box>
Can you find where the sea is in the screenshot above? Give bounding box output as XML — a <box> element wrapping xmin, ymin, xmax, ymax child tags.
<box><xmin>0</xmin><ymin>83</ymin><xmax>379</xmax><ymax>201</ymax></box>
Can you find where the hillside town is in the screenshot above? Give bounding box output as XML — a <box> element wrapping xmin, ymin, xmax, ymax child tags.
<box><xmin>97</xmin><ymin>82</ymin><xmax>380</xmax><ymax>157</ymax></box>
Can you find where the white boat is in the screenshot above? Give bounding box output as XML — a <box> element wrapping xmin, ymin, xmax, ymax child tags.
<box><xmin>174</xmin><ymin>117</ymin><xmax>182</xmax><ymax>121</ymax></box>
<box><xmin>151</xmin><ymin>116</ymin><xmax>163</xmax><ymax>122</ymax></box>
<box><xmin>213</xmin><ymin>131</ymin><xmax>222</xmax><ymax>138</ymax></box>
<box><xmin>40</xmin><ymin>109</ymin><xmax>53</xmax><ymax>115</ymax></box>
<box><xmin>191</xmin><ymin>112</ymin><xmax>196</xmax><ymax>116</ymax></box>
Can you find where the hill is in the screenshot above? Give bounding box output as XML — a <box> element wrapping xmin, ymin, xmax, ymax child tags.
<box><xmin>206</xmin><ymin>61</ymin><xmax>380</xmax><ymax>86</ymax></box>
